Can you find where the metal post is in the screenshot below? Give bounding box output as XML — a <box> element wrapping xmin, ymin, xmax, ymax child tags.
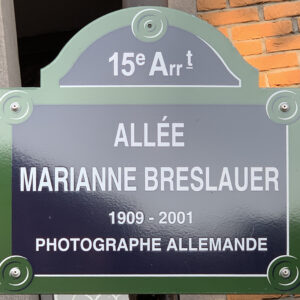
<box><xmin>168</xmin><ymin>0</ymin><xmax>197</xmax><ymax>15</ymax></box>
<box><xmin>122</xmin><ymin>0</ymin><xmax>168</xmax><ymax>8</ymax></box>
<box><xmin>0</xmin><ymin>0</ymin><xmax>21</xmax><ymax>87</ymax></box>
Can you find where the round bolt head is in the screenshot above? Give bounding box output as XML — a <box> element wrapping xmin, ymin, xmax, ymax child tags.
<box><xmin>279</xmin><ymin>267</ymin><xmax>291</xmax><ymax>279</ymax></box>
<box><xmin>10</xmin><ymin>102</ymin><xmax>21</xmax><ymax>112</ymax></box>
<box><xmin>9</xmin><ymin>267</ymin><xmax>21</xmax><ymax>279</ymax></box>
<box><xmin>279</xmin><ymin>102</ymin><xmax>290</xmax><ymax>112</ymax></box>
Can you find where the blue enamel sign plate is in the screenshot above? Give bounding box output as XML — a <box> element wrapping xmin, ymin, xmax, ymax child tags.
<box><xmin>12</xmin><ymin>105</ymin><xmax>286</xmax><ymax>276</ymax></box>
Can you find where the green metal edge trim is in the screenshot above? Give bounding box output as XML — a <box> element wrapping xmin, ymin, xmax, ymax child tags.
<box><xmin>15</xmin><ymin>277</ymin><xmax>293</xmax><ymax>294</ymax></box>
<box><xmin>289</xmin><ymin>121</ymin><xmax>300</xmax><ymax>260</ymax></box>
<box><xmin>0</xmin><ymin>123</ymin><xmax>12</xmax><ymax>273</ymax></box>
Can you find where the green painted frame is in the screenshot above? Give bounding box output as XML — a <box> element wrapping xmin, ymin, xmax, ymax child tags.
<box><xmin>0</xmin><ymin>6</ymin><xmax>300</xmax><ymax>294</ymax></box>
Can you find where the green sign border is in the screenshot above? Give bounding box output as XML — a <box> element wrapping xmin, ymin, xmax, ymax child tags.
<box><xmin>0</xmin><ymin>6</ymin><xmax>300</xmax><ymax>294</ymax></box>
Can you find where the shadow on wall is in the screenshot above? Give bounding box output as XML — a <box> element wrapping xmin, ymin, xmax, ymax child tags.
<box><xmin>13</xmin><ymin>0</ymin><xmax>122</xmax><ymax>87</ymax></box>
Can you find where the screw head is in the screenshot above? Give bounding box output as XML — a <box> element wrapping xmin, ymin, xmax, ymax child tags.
<box><xmin>280</xmin><ymin>102</ymin><xmax>290</xmax><ymax>112</ymax></box>
<box><xmin>10</xmin><ymin>102</ymin><xmax>21</xmax><ymax>112</ymax></box>
<box><xmin>9</xmin><ymin>267</ymin><xmax>21</xmax><ymax>279</ymax></box>
<box><xmin>279</xmin><ymin>267</ymin><xmax>291</xmax><ymax>279</ymax></box>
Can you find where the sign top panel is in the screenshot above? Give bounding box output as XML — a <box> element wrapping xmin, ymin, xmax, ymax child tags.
<box><xmin>60</xmin><ymin>26</ymin><xmax>241</xmax><ymax>87</ymax></box>
<box><xmin>41</xmin><ymin>7</ymin><xmax>258</xmax><ymax>88</ymax></box>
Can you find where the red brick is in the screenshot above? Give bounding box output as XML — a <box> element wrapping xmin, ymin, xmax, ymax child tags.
<box><xmin>264</xmin><ymin>1</ymin><xmax>300</xmax><ymax>20</ymax></box>
<box><xmin>266</xmin><ymin>34</ymin><xmax>300</xmax><ymax>52</ymax></box>
<box><xmin>199</xmin><ymin>7</ymin><xmax>259</xmax><ymax>26</ymax></box>
<box><xmin>197</xmin><ymin>0</ymin><xmax>226</xmax><ymax>11</ymax></box>
<box><xmin>231</xmin><ymin>20</ymin><xmax>292</xmax><ymax>41</ymax></box>
<box><xmin>230</xmin><ymin>0</ymin><xmax>282</xmax><ymax>8</ymax></box>
<box><xmin>259</xmin><ymin>73</ymin><xmax>268</xmax><ymax>87</ymax></box>
<box><xmin>234</xmin><ymin>40</ymin><xmax>263</xmax><ymax>55</ymax></box>
<box><xmin>268</xmin><ymin>69</ymin><xmax>300</xmax><ymax>87</ymax></box>
<box><xmin>218</xmin><ymin>26</ymin><xmax>230</xmax><ymax>38</ymax></box>
<box><xmin>245</xmin><ymin>52</ymin><xmax>299</xmax><ymax>71</ymax></box>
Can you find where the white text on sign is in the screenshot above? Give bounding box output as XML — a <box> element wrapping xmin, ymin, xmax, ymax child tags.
<box><xmin>108</xmin><ymin>51</ymin><xmax>194</xmax><ymax>77</ymax></box>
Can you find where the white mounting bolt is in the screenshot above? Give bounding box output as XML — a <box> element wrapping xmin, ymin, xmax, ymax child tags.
<box><xmin>280</xmin><ymin>102</ymin><xmax>290</xmax><ymax>113</ymax></box>
<box><xmin>279</xmin><ymin>267</ymin><xmax>291</xmax><ymax>279</ymax></box>
<box><xmin>9</xmin><ymin>267</ymin><xmax>21</xmax><ymax>279</ymax></box>
<box><xmin>10</xmin><ymin>102</ymin><xmax>21</xmax><ymax>112</ymax></box>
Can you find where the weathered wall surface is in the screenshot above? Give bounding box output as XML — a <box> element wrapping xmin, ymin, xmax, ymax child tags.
<box><xmin>197</xmin><ymin>0</ymin><xmax>300</xmax><ymax>87</ymax></box>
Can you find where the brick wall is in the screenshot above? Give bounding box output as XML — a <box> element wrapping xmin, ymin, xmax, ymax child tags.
<box><xmin>197</xmin><ymin>0</ymin><xmax>300</xmax><ymax>87</ymax></box>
